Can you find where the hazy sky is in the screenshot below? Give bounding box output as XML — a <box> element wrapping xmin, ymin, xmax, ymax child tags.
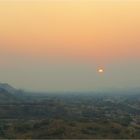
<box><xmin>0</xmin><ymin>0</ymin><xmax>140</xmax><ymax>92</ymax></box>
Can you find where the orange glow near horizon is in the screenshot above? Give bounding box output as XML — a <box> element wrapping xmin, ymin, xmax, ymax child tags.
<box><xmin>0</xmin><ymin>0</ymin><xmax>140</xmax><ymax>63</ymax></box>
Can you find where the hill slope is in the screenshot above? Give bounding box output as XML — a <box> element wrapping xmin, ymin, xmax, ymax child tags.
<box><xmin>0</xmin><ymin>83</ymin><xmax>20</xmax><ymax>103</ymax></box>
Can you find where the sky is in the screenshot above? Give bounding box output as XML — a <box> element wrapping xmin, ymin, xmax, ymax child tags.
<box><xmin>0</xmin><ymin>0</ymin><xmax>140</xmax><ymax>92</ymax></box>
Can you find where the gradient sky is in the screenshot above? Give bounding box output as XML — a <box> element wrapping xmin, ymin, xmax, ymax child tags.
<box><xmin>0</xmin><ymin>0</ymin><xmax>140</xmax><ymax>92</ymax></box>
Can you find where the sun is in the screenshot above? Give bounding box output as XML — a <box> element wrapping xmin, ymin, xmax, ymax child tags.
<box><xmin>98</xmin><ymin>68</ymin><xmax>104</xmax><ymax>73</ymax></box>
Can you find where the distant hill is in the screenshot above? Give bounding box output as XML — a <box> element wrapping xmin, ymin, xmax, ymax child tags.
<box><xmin>0</xmin><ymin>83</ymin><xmax>17</xmax><ymax>94</ymax></box>
<box><xmin>0</xmin><ymin>83</ymin><xmax>21</xmax><ymax>103</ymax></box>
